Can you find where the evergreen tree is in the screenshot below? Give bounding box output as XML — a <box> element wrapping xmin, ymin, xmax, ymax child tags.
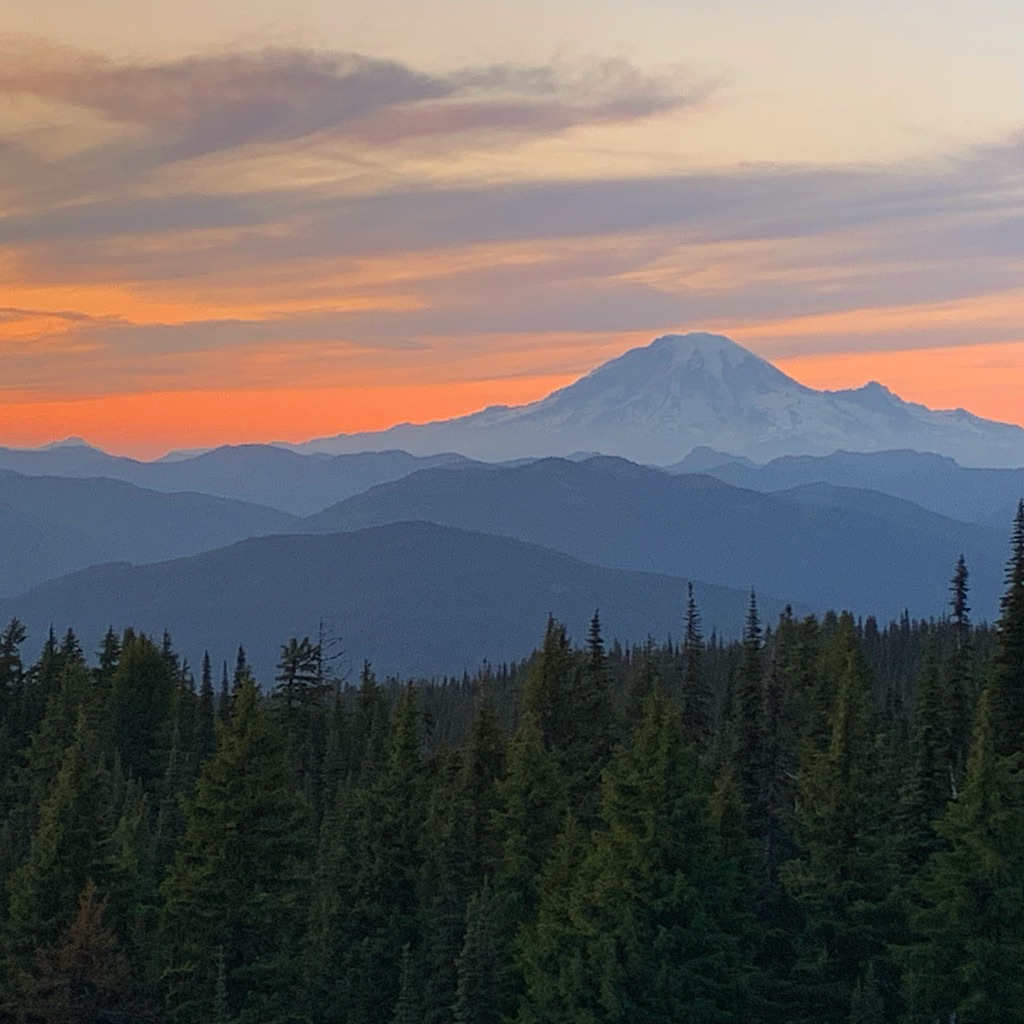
<box><xmin>159</xmin><ymin>675</ymin><xmax>312</xmax><ymax>1024</ymax></box>
<box><xmin>453</xmin><ymin>879</ymin><xmax>507</xmax><ymax>1024</ymax></box>
<box><xmin>27</xmin><ymin>880</ymin><xmax>142</xmax><ymax>1024</ymax></box>
<box><xmin>732</xmin><ymin>590</ymin><xmax>765</xmax><ymax>817</ymax></box>
<box><xmin>780</xmin><ymin>614</ymin><xmax>896</xmax><ymax>1023</ymax></box>
<box><xmin>525</xmin><ymin>616</ymin><xmax>612</xmax><ymax>819</ymax></box>
<box><xmin>898</xmin><ymin>687</ymin><xmax>1024</xmax><ymax>1023</ymax></box>
<box><xmin>991</xmin><ymin>500</ymin><xmax>1024</xmax><ymax>755</ymax></box>
<box><xmin>196</xmin><ymin>651</ymin><xmax>217</xmax><ymax>762</ymax></box>
<box><xmin>680</xmin><ymin>582</ymin><xmax>711</xmax><ymax>743</ymax></box>
<box><xmin>94</xmin><ymin>626</ymin><xmax>121</xmax><ymax>688</ymax></box>
<box><xmin>2</xmin><ymin>712</ymin><xmax>115</xmax><ymax>1016</ymax></box>
<box><xmin>106</xmin><ymin>632</ymin><xmax>177</xmax><ymax>789</ymax></box>
<box><xmin>515</xmin><ymin>813</ymin><xmax>592</xmax><ymax>1024</ymax></box>
<box><xmin>945</xmin><ymin>555</ymin><xmax>974</xmax><ymax>780</ymax></box>
<box><xmin>328</xmin><ymin>686</ymin><xmax>426</xmax><ymax>1024</ymax></box>
<box><xmin>521</xmin><ymin>690</ymin><xmax>754</xmax><ymax>1023</ymax></box>
<box><xmin>897</xmin><ymin>649</ymin><xmax>953</xmax><ymax>872</ymax></box>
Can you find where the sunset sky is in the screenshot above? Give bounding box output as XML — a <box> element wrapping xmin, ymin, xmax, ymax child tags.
<box><xmin>2</xmin><ymin>0</ymin><xmax>1022</xmax><ymax>457</ymax></box>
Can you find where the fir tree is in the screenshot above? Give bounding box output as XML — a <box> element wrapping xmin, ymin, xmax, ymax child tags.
<box><xmin>680</xmin><ymin>582</ymin><xmax>710</xmax><ymax>743</ymax></box>
<box><xmin>28</xmin><ymin>880</ymin><xmax>142</xmax><ymax>1024</ymax></box>
<box><xmin>780</xmin><ymin>614</ymin><xmax>895</xmax><ymax>1023</ymax></box>
<box><xmin>2</xmin><ymin>712</ymin><xmax>115</xmax><ymax>1014</ymax></box>
<box><xmin>159</xmin><ymin>675</ymin><xmax>312</xmax><ymax>1024</ymax></box>
<box><xmin>453</xmin><ymin>879</ymin><xmax>507</xmax><ymax>1024</ymax></box>
<box><xmin>898</xmin><ymin>687</ymin><xmax>1024</xmax><ymax>1023</ymax></box>
<box><xmin>991</xmin><ymin>500</ymin><xmax>1024</xmax><ymax>755</ymax></box>
<box><xmin>946</xmin><ymin>555</ymin><xmax>973</xmax><ymax>779</ymax></box>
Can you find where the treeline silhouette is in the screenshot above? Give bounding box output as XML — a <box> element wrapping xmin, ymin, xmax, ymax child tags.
<box><xmin>1</xmin><ymin>503</ymin><xmax>1023</xmax><ymax>1024</ymax></box>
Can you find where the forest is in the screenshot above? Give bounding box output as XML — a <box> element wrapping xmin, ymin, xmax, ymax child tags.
<box><xmin>0</xmin><ymin>504</ymin><xmax>1022</xmax><ymax>1024</ymax></box>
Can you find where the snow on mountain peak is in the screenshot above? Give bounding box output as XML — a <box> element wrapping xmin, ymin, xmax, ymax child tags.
<box><xmin>292</xmin><ymin>331</ymin><xmax>1024</xmax><ymax>467</ymax></box>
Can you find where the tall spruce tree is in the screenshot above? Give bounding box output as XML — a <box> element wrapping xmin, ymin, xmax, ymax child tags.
<box><xmin>680</xmin><ymin>582</ymin><xmax>711</xmax><ymax>744</ymax></box>
<box><xmin>520</xmin><ymin>689</ymin><xmax>754</xmax><ymax>1023</ymax></box>
<box><xmin>2</xmin><ymin>712</ymin><xmax>115</xmax><ymax>1018</ymax></box>
<box><xmin>946</xmin><ymin>554</ymin><xmax>974</xmax><ymax>780</ymax></box>
<box><xmin>453</xmin><ymin>878</ymin><xmax>508</xmax><ymax>1024</ymax></box>
<box><xmin>991</xmin><ymin>500</ymin><xmax>1024</xmax><ymax>755</ymax></box>
<box><xmin>780</xmin><ymin>613</ymin><xmax>896</xmax><ymax>1023</ymax></box>
<box><xmin>159</xmin><ymin>675</ymin><xmax>312</xmax><ymax>1024</ymax></box>
<box><xmin>898</xmin><ymin>686</ymin><xmax>1024</xmax><ymax>1023</ymax></box>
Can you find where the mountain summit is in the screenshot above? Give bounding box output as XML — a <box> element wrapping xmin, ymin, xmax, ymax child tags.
<box><xmin>292</xmin><ymin>333</ymin><xmax>1024</xmax><ymax>467</ymax></box>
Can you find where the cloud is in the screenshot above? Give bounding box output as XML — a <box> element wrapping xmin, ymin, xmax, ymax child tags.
<box><xmin>0</xmin><ymin>41</ymin><xmax>712</xmax><ymax>182</ymax></box>
<box><xmin>1</xmin><ymin>38</ymin><xmax>1022</xmax><ymax>413</ymax></box>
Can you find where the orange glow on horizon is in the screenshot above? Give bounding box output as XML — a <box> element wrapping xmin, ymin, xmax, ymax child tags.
<box><xmin>0</xmin><ymin>375</ymin><xmax>580</xmax><ymax>459</ymax></box>
<box><xmin>4</xmin><ymin>331</ymin><xmax>1024</xmax><ymax>458</ymax></box>
<box><xmin>776</xmin><ymin>339</ymin><xmax>1024</xmax><ymax>430</ymax></box>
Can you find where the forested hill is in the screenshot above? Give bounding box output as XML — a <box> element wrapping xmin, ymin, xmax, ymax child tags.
<box><xmin>0</xmin><ymin>504</ymin><xmax>1022</xmax><ymax>1023</ymax></box>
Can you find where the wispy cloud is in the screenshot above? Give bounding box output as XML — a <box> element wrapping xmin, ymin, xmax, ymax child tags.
<box><xmin>0</xmin><ymin>41</ymin><xmax>713</xmax><ymax>186</ymax></box>
<box><xmin>1</xmin><ymin>37</ymin><xmax>1022</xmax><ymax>427</ymax></box>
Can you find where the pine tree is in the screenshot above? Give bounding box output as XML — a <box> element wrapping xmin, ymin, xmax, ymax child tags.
<box><xmin>329</xmin><ymin>686</ymin><xmax>427</xmax><ymax>1024</ymax></box>
<box><xmin>732</xmin><ymin>590</ymin><xmax>765</xmax><ymax>817</ymax></box>
<box><xmin>106</xmin><ymin>631</ymin><xmax>178</xmax><ymax>788</ymax></box>
<box><xmin>159</xmin><ymin>675</ymin><xmax>312</xmax><ymax>1024</ymax></box>
<box><xmin>898</xmin><ymin>687</ymin><xmax>1024</xmax><ymax>1023</ymax></box>
<box><xmin>525</xmin><ymin>616</ymin><xmax>612</xmax><ymax>819</ymax></box>
<box><xmin>680</xmin><ymin>582</ymin><xmax>710</xmax><ymax>743</ymax></box>
<box><xmin>196</xmin><ymin>651</ymin><xmax>217</xmax><ymax>762</ymax></box>
<box><xmin>2</xmin><ymin>712</ymin><xmax>115</xmax><ymax>1014</ymax></box>
<box><xmin>94</xmin><ymin>626</ymin><xmax>121</xmax><ymax>688</ymax></box>
<box><xmin>520</xmin><ymin>690</ymin><xmax>755</xmax><ymax>1023</ymax></box>
<box><xmin>780</xmin><ymin>614</ymin><xmax>895</xmax><ymax>1023</ymax></box>
<box><xmin>28</xmin><ymin>880</ymin><xmax>141</xmax><ymax>1024</ymax></box>
<box><xmin>946</xmin><ymin>555</ymin><xmax>973</xmax><ymax>779</ymax></box>
<box><xmin>419</xmin><ymin>748</ymin><xmax>473</xmax><ymax>1024</ymax></box>
<box><xmin>515</xmin><ymin>813</ymin><xmax>592</xmax><ymax>1024</ymax></box>
<box><xmin>897</xmin><ymin>649</ymin><xmax>953</xmax><ymax>871</ymax></box>
<box><xmin>453</xmin><ymin>879</ymin><xmax>507</xmax><ymax>1024</ymax></box>
<box><xmin>991</xmin><ymin>500</ymin><xmax>1024</xmax><ymax>755</ymax></box>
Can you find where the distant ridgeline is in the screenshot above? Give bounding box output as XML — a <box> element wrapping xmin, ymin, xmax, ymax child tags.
<box><xmin>0</xmin><ymin>503</ymin><xmax>1023</xmax><ymax>1023</ymax></box>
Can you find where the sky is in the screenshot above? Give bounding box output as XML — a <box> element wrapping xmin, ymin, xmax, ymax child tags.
<box><xmin>1</xmin><ymin>0</ymin><xmax>1022</xmax><ymax>457</ymax></box>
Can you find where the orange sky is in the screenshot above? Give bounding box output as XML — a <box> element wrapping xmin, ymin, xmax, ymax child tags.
<box><xmin>1</xmin><ymin>17</ymin><xmax>1021</xmax><ymax>458</ymax></box>
<box><xmin>2</xmin><ymin>331</ymin><xmax>1023</xmax><ymax>459</ymax></box>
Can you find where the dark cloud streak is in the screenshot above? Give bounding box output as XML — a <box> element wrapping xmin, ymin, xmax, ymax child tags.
<box><xmin>0</xmin><ymin>43</ymin><xmax>712</xmax><ymax>184</ymax></box>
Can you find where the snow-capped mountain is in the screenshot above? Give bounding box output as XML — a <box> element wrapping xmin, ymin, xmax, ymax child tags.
<box><xmin>290</xmin><ymin>333</ymin><xmax>1024</xmax><ymax>467</ymax></box>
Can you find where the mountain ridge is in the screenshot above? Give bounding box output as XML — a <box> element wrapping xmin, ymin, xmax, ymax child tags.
<box><xmin>0</xmin><ymin>521</ymin><xmax>796</xmax><ymax>681</ymax></box>
<box><xmin>285</xmin><ymin>333</ymin><xmax>1024</xmax><ymax>467</ymax></box>
<box><xmin>303</xmin><ymin>455</ymin><xmax>1008</xmax><ymax>621</ymax></box>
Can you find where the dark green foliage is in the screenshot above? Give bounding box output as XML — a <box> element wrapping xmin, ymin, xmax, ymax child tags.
<box><xmin>24</xmin><ymin>880</ymin><xmax>145</xmax><ymax>1024</ymax></box>
<box><xmin>2</xmin><ymin>504</ymin><xmax>1024</xmax><ymax>1024</ymax></box>
<box><xmin>454</xmin><ymin>879</ymin><xmax>508</xmax><ymax>1024</ymax></box>
<box><xmin>107</xmin><ymin>632</ymin><xmax>178</xmax><ymax>788</ymax></box>
<box><xmin>159</xmin><ymin>674</ymin><xmax>312</xmax><ymax>1024</ymax></box>
<box><xmin>898</xmin><ymin>688</ymin><xmax>1024</xmax><ymax>1023</ymax></box>
<box><xmin>3</xmin><ymin>719</ymin><xmax>113</xmax><ymax>1022</ymax></box>
<box><xmin>780</xmin><ymin>613</ymin><xmax>896</xmax><ymax>1023</ymax></box>
<box><xmin>680</xmin><ymin>582</ymin><xmax>711</xmax><ymax>743</ymax></box>
<box><xmin>519</xmin><ymin>690</ymin><xmax>754</xmax><ymax>1023</ymax></box>
<box><xmin>991</xmin><ymin>500</ymin><xmax>1024</xmax><ymax>755</ymax></box>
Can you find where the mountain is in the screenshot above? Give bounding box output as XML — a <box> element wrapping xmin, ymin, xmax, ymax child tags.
<box><xmin>0</xmin><ymin>469</ymin><xmax>300</xmax><ymax>596</ymax></box>
<box><xmin>671</xmin><ymin>448</ymin><xmax>1024</xmax><ymax>530</ymax></box>
<box><xmin>0</xmin><ymin>522</ymin><xmax>792</xmax><ymax>681</ymax></box>
<box><xmin>0</xmin><ymin>443</ymin><xmax>476</xmax><ymax>515</ymax></box>
<box><xmin>289</xmin><ymin>333</ymin><xmax>1024</xmax><ymax>467</ymax></box>
<box><xmin>135</xmin><ymin>446</ymin><xmax>476</xmax><ymax>515</ymax></box>
<box><xmin>303</xmin><ymin>456</ymin><xmax>1008</xmax><ymax>621</ymax></box>
<box><xmin>0</xmin><ymin>504</ymin><xmax>110</xmax><ymax>599</ymax></box>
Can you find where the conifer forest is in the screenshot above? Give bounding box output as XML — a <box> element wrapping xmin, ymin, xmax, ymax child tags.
<box><xmin>1</xmin><ymin>503</ymin><xmax>1023</xmax><ymax>1024</ymax></box>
